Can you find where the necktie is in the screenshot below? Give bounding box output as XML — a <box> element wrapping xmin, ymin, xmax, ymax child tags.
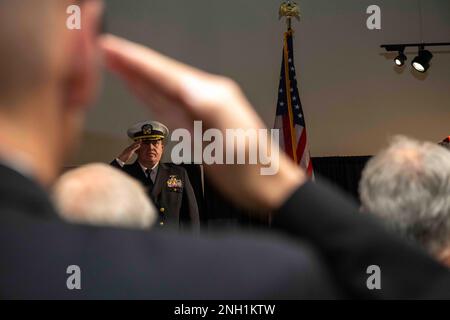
<box><xmin>146</xmin><ymin>168</ymin><xmax>154</xmax><ymax>192</ymax></box>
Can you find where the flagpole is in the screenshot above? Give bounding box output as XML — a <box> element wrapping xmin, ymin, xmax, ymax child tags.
<box><xmin>279</xmin><ymin>1</ymin><xmax>301</xmax><ymax>163</ymax></box>
<box><xmin>275</xmin><ymin>1</ymin><xmax>314</xmax><ymax>178</ymax></box>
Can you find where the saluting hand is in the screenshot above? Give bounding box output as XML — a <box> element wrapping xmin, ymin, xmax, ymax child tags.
<box><xmin>118</xmin><ymin>141</ymin><xmax>141</xmax><ymax>164</ymax></box>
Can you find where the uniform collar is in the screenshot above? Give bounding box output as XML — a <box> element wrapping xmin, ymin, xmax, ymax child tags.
<box><xmin>138</xmin><ymin>161</ymin><xmax>159</xmax><ymax>174</ymax></box>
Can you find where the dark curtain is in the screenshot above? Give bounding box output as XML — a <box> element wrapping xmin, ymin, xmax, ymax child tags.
<box><xmin>179</xmin><ymin>164</ymin><xmax>206</xmax><ymax>227</ymax></box>
<box><xmin>67</xmin><ymin>157</ymin><xmax>372</xmax><ymax>229</ymax></box>
<box><xmin>194</xmin><ymin>156</ymin><xmax>373</xmax><ymax>230</ymax></box>
<box><xmin>202</xmin><ymin>177</ymin><xmax>270</xmax><ymax>231</ymax></box>
<box><xmin>312</xmin><ymin>156</ymin><xmax>372</xmax><ymax>201</ymax></box>
<box><xmin>68</xmin><ymin>157</ymin><xmax>372</xmax><ymax>229</ymax></box>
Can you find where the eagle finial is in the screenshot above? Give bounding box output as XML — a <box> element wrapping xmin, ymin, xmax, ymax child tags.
<box><xmin>279</xmin><ymin>1</ymin><xmax>301</xmax><ymax>21</ymax></box>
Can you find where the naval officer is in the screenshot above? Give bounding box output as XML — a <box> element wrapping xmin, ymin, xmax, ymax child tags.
<box><xmin>111</xmin><ymin>121</ymin><xmax>200</xmax><ymax>231</ymax></box>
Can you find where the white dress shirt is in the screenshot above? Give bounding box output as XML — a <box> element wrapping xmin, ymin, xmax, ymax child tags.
<box><xmin>115</xmin><ymin>158</ymin><xmax>159</xmax><ymax>184</ymax></box>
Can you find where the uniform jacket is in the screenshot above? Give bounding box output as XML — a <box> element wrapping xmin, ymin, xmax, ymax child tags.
<box><xmin>111</xmin><ymin>160</ymin><xmax>200</xmax><ymax>231</ymax></box>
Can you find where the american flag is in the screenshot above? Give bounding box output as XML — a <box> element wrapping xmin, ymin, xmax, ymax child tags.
<box><xmin>274</xmin><ymin>29</ymin><xmax>314</xmax><ymax>177</ymax></box>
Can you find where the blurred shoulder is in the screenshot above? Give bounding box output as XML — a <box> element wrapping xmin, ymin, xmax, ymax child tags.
<box><xmin>0</xmin><ymin>214</ymin><xmax>339</xmax><ymax>298</ymax></box>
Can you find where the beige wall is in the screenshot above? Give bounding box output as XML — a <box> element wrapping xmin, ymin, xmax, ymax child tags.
<box><xmin>70</xmin><ymin>0</ymin><xmax>450</xmax><ymax>165</ymax></box>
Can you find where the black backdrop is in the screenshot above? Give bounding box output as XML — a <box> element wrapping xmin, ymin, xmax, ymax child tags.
<box><xmin>182</xmin><ymin>155</ymin><xmax>372</xmax><ymax>230</ymax></box>
<box><xmin>312</xmin><ymin>156</ymin><xmax>372</xmax><ymax>200</ymax></box>
<box><xmin>66</xmin><ymin>156</ymin><xmax>371</xmax><ymax>229</ymax></box>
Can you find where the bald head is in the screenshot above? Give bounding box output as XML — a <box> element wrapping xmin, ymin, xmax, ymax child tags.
<box><xmin>0</xmin><ymin>0</ymin><xmax>104</xmax><ymax>185</ymax></box>
<box><xmin>0</xmin><ymin>0</ymin><xmax>70</xmax><ymax>105</ymax></box>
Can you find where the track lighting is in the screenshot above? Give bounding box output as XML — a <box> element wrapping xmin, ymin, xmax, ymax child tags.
<box><xmin>411</xmin><ymin>48</ymin><xmax>433</xmax><ymax>73</ymax></box>
<box><xmin>394</xmin><ymin>51</ymin><xmax>407</xmax><ymax>67</ymax></box>
<box><xmin>380</xmin><ymin>42</ymin><xmax>450</xmax><ymax>74</ymax></box>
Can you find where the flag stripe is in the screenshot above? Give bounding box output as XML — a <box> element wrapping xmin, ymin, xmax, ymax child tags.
<box><xmin>296</xmin><ymin>128</ymin><xmax>307</xmax><ymax>163</ymax></box>
<box><xmin>282</xmin><ymin>31</ymin><xmax>298</xmax><ymax>164</ymax></box>
<box><xmin>274</xmin><ymin>29</ymin><xmax>314</xmax><ymax>178</ymax></box>
<box><xmin>282</xmin><ymin>115</ymin><xmax>294</xmax><ymax>160</ymax></box>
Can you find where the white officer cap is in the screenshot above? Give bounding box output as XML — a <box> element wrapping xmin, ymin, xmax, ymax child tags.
<box><xmin>127</xmin><ymin>121</ymin><xmax>169</xmax><ymax>141</ymax></box>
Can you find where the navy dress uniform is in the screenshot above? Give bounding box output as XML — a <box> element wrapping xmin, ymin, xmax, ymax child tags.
<box><xmin>111</xmin><ymin>121</ymin><xmax>200</xmax><ymax>231</ymax></box>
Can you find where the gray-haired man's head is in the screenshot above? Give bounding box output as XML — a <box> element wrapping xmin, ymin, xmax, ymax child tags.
<box><xmin>359</xmin><ymin>136</ymin><xmax>450</xmax><ymax>265</ymax></box>
<box><xmin>53</xmin><ymin>163</ymin><xmax>156</xmax><ymax>229</ymax></box>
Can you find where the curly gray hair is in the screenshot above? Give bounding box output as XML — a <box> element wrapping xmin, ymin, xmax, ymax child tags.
<box><xmin>359</xmin><ymin>136</ymin><xmax>450</xmax><ymax>255</ymax></box>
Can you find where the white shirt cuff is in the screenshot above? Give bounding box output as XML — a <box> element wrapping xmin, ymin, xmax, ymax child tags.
<box><xmin>115</xmin><ymin>158</ymin><xmax>125</xmax><ymax>167</ymax></box>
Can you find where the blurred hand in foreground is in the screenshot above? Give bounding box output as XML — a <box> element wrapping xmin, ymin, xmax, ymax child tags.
<box><xmin>100</xmin><ymin>34</ymin><xmax>306</xmax><ymax>211</ymax></box>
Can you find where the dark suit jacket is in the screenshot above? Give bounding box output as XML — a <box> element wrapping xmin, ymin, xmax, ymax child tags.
<box><xmin>1</xmin><ymin>164</ymin><xmax>449</xmax><ymax>299</ymax></box>
<box><xmin>0</xmin><ymin>164</ymin><xmax>338</xmax><ymax>299</ymax></box>
<box><xmin>111</xmin><ymin>160</ymin><xmax>200</xmax><ymax>231</ymax></box>
<box><xmin>273</xmin><ymin>180</ymin><xmax>450</xmax><ymax>299</ymax></box>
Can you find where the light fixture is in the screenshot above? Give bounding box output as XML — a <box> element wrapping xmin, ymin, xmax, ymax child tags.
<box><xmin>381</xmin><ymin>42</ymin><xmax>450</xmax><ymax>74</ymax></box>
<box><xmin>394</xmin><ymin>50</ymin><xmax>407</xmax><ymax>67</ymax></box>
<box><xmin>411</xmin><ymin>48</ymin><xmax>433</xmax><ymax>73</ymax></box>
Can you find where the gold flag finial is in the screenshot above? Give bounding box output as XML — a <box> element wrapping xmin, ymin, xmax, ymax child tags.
<box><xmin>279</xmin><ymin>1</ymin><xmax>300</xmax><ymax>29</ymax></box>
